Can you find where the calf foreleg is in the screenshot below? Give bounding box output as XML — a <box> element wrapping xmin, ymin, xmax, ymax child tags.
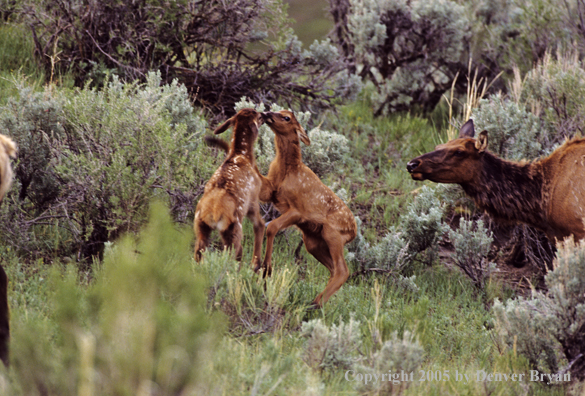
<box><xmin>259</xmin><ymin>209</ymin><xmax>301</xmax><ymax>277</ymax></box>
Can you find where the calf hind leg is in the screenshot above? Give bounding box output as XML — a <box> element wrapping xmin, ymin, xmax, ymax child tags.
<box><xmin>194</xmin><ymin>220</ymin><xmax>213</xmax><ymax>261</ymax></box>
<box><xmin>220</xmin><ymin>221</ymin><xmax>244</xmax><ymax>261</ymax></box>
<box><xmin>248</xmin><ymin>210</ymin><xmax>265</xmax><ymax>272</ymax></box>
<box><xmin>303</xmin><ymin>232</ymin><xmax>349</xmax><ymax>307</ymax></box>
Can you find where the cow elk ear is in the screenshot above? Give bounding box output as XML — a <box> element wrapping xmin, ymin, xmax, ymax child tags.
<box><xmin>297</xmin><ymin>127</ymin><xmax>310</xmax><ymax>146</ymax></box>
<box><xmin>459</xmin><ymin>119</ymin><xmax>475</xmax><ymax>138</ymax></box>
<box><xmin>476</xmin><ymin>130</ymin><xmax>488</xmax><ymax>152</ymax></box>
<box><xmin>213</xmin><ymin>117</ymin><xmax>234</xmax><ymax>135</ymax></box>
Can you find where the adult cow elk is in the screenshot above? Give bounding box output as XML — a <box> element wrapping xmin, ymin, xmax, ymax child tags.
<box><xmin>0</xmin><ymin>133</ymin><xmax>16</xmax><ymax>367</ymax></box>
<box><xmin>406</xmin><ymin>119</ymin><xmax>585</xmax><ymax>243</ymax></box>
<box><xmin>194</xmin><ymin>108</ymin><xmax>270</xmax><ymax>269</ymax></box>
<box><xmin>258</xmin><ymin>110</ymin><xmax>357</xmax><ymax>308</ymax></box>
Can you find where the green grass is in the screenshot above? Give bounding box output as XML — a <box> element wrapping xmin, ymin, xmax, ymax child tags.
<box><xmin>0</xmin><ymin>23</ymin><xmax>45</xmax><ymax>102</ymax></box>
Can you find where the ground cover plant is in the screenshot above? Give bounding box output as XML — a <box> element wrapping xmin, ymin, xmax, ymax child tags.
<box><xmin>0</xmin><ymin>1</ymin><xmax>584</xmax><ymax>394</ymax></box>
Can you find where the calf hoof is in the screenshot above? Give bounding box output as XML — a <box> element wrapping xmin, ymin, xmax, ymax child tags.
<box><xmin>306</xmin><ymin>302</ymin><xmax>321</xmax><ymax>311</ymax></box>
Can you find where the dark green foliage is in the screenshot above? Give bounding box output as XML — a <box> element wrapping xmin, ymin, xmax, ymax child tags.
<box><xmin>24</xmin><ymin>0</ymin><xmax>350</xmax><ymax>116</ymax></box>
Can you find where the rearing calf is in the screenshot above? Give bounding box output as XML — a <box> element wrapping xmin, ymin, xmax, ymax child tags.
<box><xmin>258</xmin><ymin>110</ymin><xmax>357</xmax><ymax>308</ymax></box>
<box><xmin>194</xmin><ymin>108</ymin><xmax>268</xmax><ymax>268</ymax></box>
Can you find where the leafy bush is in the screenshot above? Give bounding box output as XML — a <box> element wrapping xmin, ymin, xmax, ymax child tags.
<box><xmin>449</xmin><ymin>218</ymin><xmax>495</xmax><ymax>290</ymax></box>
<box><xmin>520</xmin><ymin>50</ymin><xmax>585</xmax><ymax>141</ymax></box>
<box><xmin>473</xmin><ymin>93</ymin><xmax>546</xmax><ymax>160</ymax></box>
<box><xmin>331</xmin><ymin>0</ymin><xmax>470</xmax><ymax>114</ymax></box>
<box><xmin>493</xmin><ymin>238</ymin><xmax>585</xmax><ymax>380</ymax></box>
<box><xmin>400</xmin><ymin>186</ymin><xmax>447</xmax><ymax>261</ymax></box>
<box><xmin>347</xmin><ymin>225</ymin><xmax>411</xmax><ymax>273</ymax></box>
<box><xmin>0</xmin><ymin>73</ymin><xmax>210</xmax><ymax>259</ymax></box>
<box><xmin>6</xmin><ymin>202</ymin><xmax>224</xmax><ymax>394</ymax></box>
<box><xmin>301</xmin><ymin>317</ymin><xmax>363</xmax><ymax>371</ymax></box>
<box><xmin>24</xmin><ymin>0</ymin><xmax>355</xmax><ymax>116</ymax></box>
<box><xmin>355</xmin><ymin>331</ymin><xmax>424</xmax><ymax>394</ymax></box>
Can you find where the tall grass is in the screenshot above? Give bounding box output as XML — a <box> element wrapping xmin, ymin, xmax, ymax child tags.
<box><xmin>0</xmin><ymin>23</ymin><xmax>46</xmax><ymax>102</ymax></box>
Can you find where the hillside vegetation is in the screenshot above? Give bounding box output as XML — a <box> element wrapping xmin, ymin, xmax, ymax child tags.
<box><xmin>0</xmin><ymin>0</ymin><xmax>584</xmax><ymax>394</ymax></box>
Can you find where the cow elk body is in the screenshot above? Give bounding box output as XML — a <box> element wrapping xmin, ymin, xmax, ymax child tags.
<box><xmin>407</xmin><ymin>119</ymin><xmax>585</xmax><ymax>243</ymax></box>
<box><xmin>0</xmin><ymin>134</ymin><xmax>16</xmax><ymax>367</ymax></box>
<box><xmin>259</xmin><ymin>110</ymin><xmax>357</xmax><ymax>308</ymax></box>
<box><xmin>194</xmin><ymin>108</ymin><xmax>268</xmax><ymax>268</ymax></box>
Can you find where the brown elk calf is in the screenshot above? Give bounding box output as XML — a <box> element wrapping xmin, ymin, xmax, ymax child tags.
<box><xmin>407</xmin><ymin>119</ymin><xmax>585</xmax><ymax>242</ymax></box>
<box><xmin>0</xmin><ymin>134</ymin><xmax>16</xmax><ymax>367</ymax></box>
<box><xmin>258</xmin><ymin>110</ymin><xmax>357</xmax><ymax>308</ymax></box>
<box><xmin>194</xmin><ymin>108</ymin><xmax>269</xmax><ymax>268</ymax></box>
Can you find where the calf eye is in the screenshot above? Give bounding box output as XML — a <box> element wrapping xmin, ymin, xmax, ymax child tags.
<box><xmin>454</xmin><ymin>150</ymin><xmax>465</xmax><ymax>157</ymax></box>
<box><xmin>283</xmin><ymin>116</ymin><xmax>291</xmax><ymax>121</ymax></box>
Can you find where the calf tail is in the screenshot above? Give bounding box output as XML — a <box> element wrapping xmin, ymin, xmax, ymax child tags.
<box><xmin>204</xmin><ymin>136</ymin><xmax>229</xmax><ymax>152</ymax></box>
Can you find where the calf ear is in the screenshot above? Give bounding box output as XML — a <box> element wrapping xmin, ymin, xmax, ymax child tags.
<box><xmin>213</xmin><ymin>117</ymin><xmax>234</xmax><ymax>134</ymax></box>
<box><xmin>297</xmin><ymin>127</ymin><xmax>310</xmax><ymax>146</ymax></box>
<box><xmin>476</xmin><ymin>130</ymin><xmax>488</xmax><ymax>152</ymax></box>
<box><xmin>459</xmin><ymin>119</ymin><xmax>475</xmax><ymax>138</ymax></box>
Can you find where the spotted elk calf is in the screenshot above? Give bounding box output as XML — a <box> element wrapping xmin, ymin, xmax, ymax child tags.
<box><xmin>258</xmin><ymin>110</ymin><xmax>357</xmax><ymax>308</ymax></box>
<box><xmin>194</xmin><ymin>109</ymin><xmax>270</xmax><ymax>268</ymax></box>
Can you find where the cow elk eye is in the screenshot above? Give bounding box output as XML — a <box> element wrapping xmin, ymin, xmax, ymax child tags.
<box><xmin>455</xmin><ymin>150</ymin><xmax>465</xmax><ymax>157</ymax></box>
<box><xmin>283</xmin><ymin>116</ymin><xmax>291</xmax><ymax>121</ymax></box>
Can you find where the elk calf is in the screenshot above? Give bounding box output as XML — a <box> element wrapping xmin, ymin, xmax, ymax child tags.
<box><xmin>407</xmin><ymin>119</ymin><xmax>585</xmax><ymax>242</ymax></box>
<box><xmin>259</xmin><ymin>110</ymin><xmax>357</xmax><ymax>308</ymax></box>
<box><xmin>194</xmin><ymin>109</ymin><xmax>269</xmax><ymax>268</ymax></box>
<box><xmin>0</xmin><ymin>133</ymin><xmax>16</xmax><ymax>367</ymax></box>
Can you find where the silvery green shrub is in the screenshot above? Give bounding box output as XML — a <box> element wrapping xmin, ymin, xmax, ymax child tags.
<box><xmin>0</xmin><ymin>73</ymin><xmax>209</xmax><ymax>259</ymax></box>
<box><xmin>449</xmin><ymin>218</ymin><xmax>495</xmax><ymax>290</ymax></box>
<box><xmin>355</xmin><ymin>331</ymin><xmax>424</xmax><ymax>394</ymax></box>
<box><xmin>520</xmin><ymin>51</ymin><xmax>585</xmax><ymax>142</ymax></box>
<box><xmin>493</xmin><ymin>238</ymin><xmax>585</xmax><ymax>379</ymax></box>
<box><xmin>0</xmin><ymin>84</ymin><xmax>66</xmax><ymax>208</ymax></box>
<box><xmin>347</xmin><ymin>226</ymin><xmax>411</xmax><ymax>273</ymax></box>
<box><xmin>473</xmin><ymin>94</ymin><xmax>547</xmax><ymax>160</ymax></box>
<box><xmin>400</xmin><ymin>186</ymin><xmax>447</xmax><ymax>260</ymax></box>
<box><xmin>344</xmin><ymin>0</ymin><xmax>470</xmax><ymax>114</ymax></box>
<box><xmin>301</xmin><ymin>317</ymin><xmax>363</xmax><ymax>371</ymax></box>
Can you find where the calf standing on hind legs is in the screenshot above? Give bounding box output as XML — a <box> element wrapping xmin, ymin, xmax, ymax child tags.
<box><xmin>258</xmin><ymin>110</ymin><xmax>357</xmax><ymax>308</ymax></box>
<box><xmin>0</xmin><ymin>134</ymin><xmax>17</xmax><ymax>367</ymax></box>
<box><xmin>194</xmin><ymin>108</ymin><xmax>270</xmax><ymax>269</ymax></box>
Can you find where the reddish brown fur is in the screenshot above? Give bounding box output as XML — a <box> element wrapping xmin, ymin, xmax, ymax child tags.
<box><xmin>0</xmin><ymin>134</ymin><xmax>15</xmax><ymax>367</ymax></box>
<box><xmin>258</xmin><ymin>110</ymin><xmax>357</xmax><ymax>308</ymax></box>
<box><xmin>407</xmin><ymin>119</ymin><xmax>585</xmax><ymax>242</ymax></box>
<box><xmin>194</xmin><ymin>109</ymin><xmax>270</xmax><ymax>268</ymax></box>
